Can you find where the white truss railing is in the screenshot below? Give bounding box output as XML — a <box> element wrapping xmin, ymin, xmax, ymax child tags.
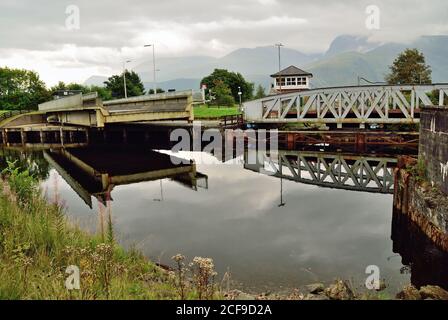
<box><xmin>244</xmin><ymin>84</ymin><xmax>448</xmax><ymax>127</ymax></box>
<box><xmin>245</xmin><ymin>150</ymin><xmax>396</xmax><ymax>194</ymax></box>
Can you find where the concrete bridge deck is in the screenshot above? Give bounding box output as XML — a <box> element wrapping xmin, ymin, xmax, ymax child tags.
<box><xmin>1</xmin><ymin>90</ymin><xmax>194</xmax><ymax>130</ymax></box>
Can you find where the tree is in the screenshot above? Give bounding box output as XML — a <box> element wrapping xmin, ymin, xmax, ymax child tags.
<box><xmin>386</xmin><ymin>49</ymin><xmax>432</xmax><ymax>84</ymax></box>
<box><xmin>254</xmin><ymin>84</ymin><xmax>266</xmax><ymax>99</ymax></box>
<box><xmin>201</xmin><ymin>69</ymin><xmax>254</xmax><ymax>102</ymax></box>
<box><xmin>210</xmin><ymin>80</ymin><xmax>235</xmax><ymax>107</ymax></box>
<box><xmin>104</xmin><ymin>70</ymin><xmax>145</xmax><ymax>99</ymax></box>
<box><xmin>148</xmin><ymin>88</ymin><xmax>165</xmax><ymax>94</ymax></box>
<box><xmin>0</xmin><ymin>67</ymin><xmax>51</xmax><ymax>110</ymax></box>
<box><xmin>50</xmin><ymin>82</ymin><xmax>112</xmax><ymax>101</ymax></box>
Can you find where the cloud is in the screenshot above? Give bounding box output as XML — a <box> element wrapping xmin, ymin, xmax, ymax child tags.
<box><xmin>0</xmin><ymin>0</ymin><xmax>447</xmax><ymax>85</ymax></box>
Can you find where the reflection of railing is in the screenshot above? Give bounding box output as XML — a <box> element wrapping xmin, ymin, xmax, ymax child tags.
<box><xmin>244</xmin><ymin>150</ymin><xmax>397</xmax><ymax>194</ymax></box>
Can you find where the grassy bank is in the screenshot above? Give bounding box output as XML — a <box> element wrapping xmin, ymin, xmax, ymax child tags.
<box><xmin>193</xmin><ymin>105</ymin><xmax>241</xmax><ymax>119</ymax></box>
<box><xmin>0</xmin><ymin>162</ymin><xmax>220</xmax><ymax>300</ymax></box>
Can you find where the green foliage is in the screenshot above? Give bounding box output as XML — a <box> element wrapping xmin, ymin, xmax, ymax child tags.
<box><xmin>386</xmin><ymin>49</ymin><xmax>432</xmax><ymax>84</ymax></box>
<box><xmin>0</xmin><ymin>67</ymin><xmax>51</xmax><ymax>110</ymax></box>
<box><xmin>209</xmin><ymin>79</ymin><xmax>235</xmax><ymax>107</ymax></box>
<box><xmin>0</xmin><ymin>161</ymin><xmax>222</xmax><ymax>300</ymax></box>
<box><xmin>148</xmin><ymin>88</ymin><xmax>165</xmax><ymax>94</ymax></box>
<box><xmin>104</xmin><ymin>71</ymin><xmax>145</xmax><ymax>99</ymax></box>
<box><xmin>254</xmin><ymin>84</ymin><xmax>266</xmax><ymax>99</ymax></box>
<box><xmin>201</xmin><ymin>69</ymin><xmax>254</xmax><ymax>102</ymax></box>
<box><xmin>1</xmin><ymin>161</ymin><xmax>37</xmax><ymax>207</ymax></box>
<box><xmin>50</xmin><ymin>82</ymin><xmax>112</xmax><ymax>101</ymax></box>
<box><xmin>194</xmin><ymin>105</ymin><xmax>241</xmax><ymax>119</ymax></box>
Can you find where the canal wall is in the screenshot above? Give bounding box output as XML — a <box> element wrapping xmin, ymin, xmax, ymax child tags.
<box><xmin>393</xmin><ymin>105</ymin><xmax>448</xmax><ymax>251</ymax></box>
<box><xmin>419</xmin><ymin>106</ymin><xmax>448</xmax><ymax>194</ymax></box>
<box><xmin>393</xmin><ymin>157</ymin><xmax>448</xmax><ymax>251</ymax></box>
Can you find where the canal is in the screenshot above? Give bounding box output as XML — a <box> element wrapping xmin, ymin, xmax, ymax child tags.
<box><xmin>1</xmin><ymin>142</ymin><xmax>446</xmax><ymax>295</ymax></box>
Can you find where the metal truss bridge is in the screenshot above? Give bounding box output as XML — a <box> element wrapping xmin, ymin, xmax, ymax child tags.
<box><xmin>244</xmin><ymin>150</ymin><xmax>397</xmax><ymax>194</ymax></box>
<box><xmin>244</xmin><ymin>84</ymin><xmax>448</xmax><ymax>128</ymax></box>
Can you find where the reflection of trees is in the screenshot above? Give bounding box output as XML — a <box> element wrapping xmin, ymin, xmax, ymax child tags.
<box><xmin>0</xmin><ymin>149</ymin><xmax>50</xmax><ymax>180</ymax></box>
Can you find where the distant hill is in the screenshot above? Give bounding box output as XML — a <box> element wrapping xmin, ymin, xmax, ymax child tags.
<box><xmin>307</xmin><ymin>35</ymin><xmax>448</xmax><ymax>87</ymax></box>
<box><xmin>84</xmin><ymin>75</ymin><xmax>108</xmax><ymax>86</ymax></box>
<box><xmin>84</xmin><ymin>35</ymin><xmax>448</xmax><ymax>91</ymax></box>
<box><xmin>324</xmin><ymin>34</ymin><xmax>381</xmax><ymax>58</ymax></box>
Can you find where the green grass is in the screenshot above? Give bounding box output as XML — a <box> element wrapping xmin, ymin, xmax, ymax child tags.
<box><xmin>0</xmin><ymin>162</ymin><xmax>222</xmax><ymax>300</ymax></box>
<box><xmin>193</xmin><ymin>105</ymin><xmax>241</xmax><ymax>119</ymax></box>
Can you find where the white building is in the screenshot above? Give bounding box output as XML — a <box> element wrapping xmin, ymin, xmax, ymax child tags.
<box><xmin>270</xmin><ymin>65</ymin><xmax>313</xmax><ymax>94</ymax></box>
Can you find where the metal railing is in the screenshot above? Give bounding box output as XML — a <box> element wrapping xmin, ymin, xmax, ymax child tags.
<box><xmin>220</xmin><ymin>114</ymin><xmax>244</xmax><ymax>128</ymax></box>
<box><xmin>244</xmin><ymin>84</ymin><xmax>448</xmax><ymax>127</ymax></box>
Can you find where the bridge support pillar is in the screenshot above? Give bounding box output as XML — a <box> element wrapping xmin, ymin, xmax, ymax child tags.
<box><xmin>20</xmin><ymin>129</ymin><xmax>27</xmax><ymax>145</ymax></box>
<box><xmin>337</xmin><ymin>123</ymin><xmax>342</xmax><ymax>129</ymax></box>
<box><xmin>359</xmin><ymin>123</ymin><xmax>366</xmax><ymax>129</ymax></box>
<box><xmin>287</xmin><ymin>133</ymin><xmax>295</xmax><ymax>149</ymax></box>
<box><xmin>2</xmin><ymin>130</ymin><xmax>8</xmax><ymax>145</ymax></box>
<box><xmin>39</xmin><ymin>130</ymin><xmax>45</xmax><ymax>144</ymax></box>
<box><xmin>355</xmin><ymin>133</ymin><xmax>366</xmax><ymax>153</ymax></box>
<box><xmin>123</xmin><ymin>128</ymin><xmax>127</xmax><ymax>144</ymax></box>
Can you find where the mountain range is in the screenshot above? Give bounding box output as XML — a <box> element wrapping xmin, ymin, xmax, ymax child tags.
<box><xmin>84</xmin><ymin>35</ymin><xmax>448</xmax><ymax>91</ymax></box>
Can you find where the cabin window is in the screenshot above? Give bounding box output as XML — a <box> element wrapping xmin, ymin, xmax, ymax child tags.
<box><xmin>297</xmin><ymin>77</ymin><xmax>307</xmax><ymax>85</ymax></box>
<box><xmin>286</xmin><ymin>77</ymin><xmax>296</xmax><ymax>86</ymax></box>
<box><xmin>276</xmin><ymin>77</ymin><xmax>285</xmax><ymax>86</ymax></box>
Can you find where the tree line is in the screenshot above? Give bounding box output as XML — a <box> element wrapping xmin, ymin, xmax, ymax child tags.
<box><xmin>0</xmin><ymin>68</ymin><xmax>165</xmax><ymax>111</ymax></box>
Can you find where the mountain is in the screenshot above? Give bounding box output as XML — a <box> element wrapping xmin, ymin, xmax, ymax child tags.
<box><xmin>84</xmin><ymin>75</ymin><xmax>108</xmax><ymax>86</ymax></box>
<box><xmin>84</xmin><ymin>35</ymin><xmax>448</xmax><ymax>91</ymax></box>
<box><xmin>143</xmin><ymin>78</ymin><xmax>201</xmax><ymax>92</ymax></box>
<box><xmin>324</xmin><ymin>35</ymin><xmax>381</xmax><ymax>57</ymax></box>
<box><xmin>306</xmin><ymin>35</ymin><xmax>448</xmax><ymax>86</ymax></box>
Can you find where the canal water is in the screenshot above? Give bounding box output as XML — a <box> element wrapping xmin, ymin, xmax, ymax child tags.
<box><xmin>2</xmin><ymin>144</ymin><xmax>445</xmax><ymax>295</ymax></box>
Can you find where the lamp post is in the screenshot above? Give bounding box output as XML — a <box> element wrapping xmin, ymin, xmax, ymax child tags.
<box><xmin>238</xmin><ymin>86</ymin><xmax>242</xmax><ymax>109</ymax></box>
<box><xmin>275</xmin><ymin>43</ymin><xmax>284</xmax><ymax>93</ymax></box>
<box><xmin>123</xmin><ymin>60</ymin><xmax>131</xmax><ymax>99</ymax></box>
<box><xmin>144</xmin><ymin>44</ymin><xmax>157</xmax><ymax>96</ymax></box>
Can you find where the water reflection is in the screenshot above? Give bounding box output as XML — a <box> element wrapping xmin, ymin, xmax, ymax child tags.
<box><xmin>42</xmin><ymin>146</ymin><xmax>208</xmax><ymax>208</ymax></box>
<box><xmin>244</xmin><ymin>149</ymin><xmax>396</xmax><ymax>194</ymax></box>
<box><xmin>392</xmin><ymin>210</ymin><xmax>448</xmax><ymax>291</ymax></box>
<box><xmin>0</xmin><ymin>143</ymin><xmax>446</xmax><ymax>293</ymax></box>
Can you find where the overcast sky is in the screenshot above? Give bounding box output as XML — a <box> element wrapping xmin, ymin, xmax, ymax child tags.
<box><xmin>1</xmin><ymin>0</ymin><xmax>447</xmax><ymax>86</ymax></box>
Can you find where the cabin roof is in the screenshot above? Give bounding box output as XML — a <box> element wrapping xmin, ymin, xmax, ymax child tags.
<box><xmin>270</xmin><ymin>65</ymin><xmax>313</xmax><ymax>77</ymax></box>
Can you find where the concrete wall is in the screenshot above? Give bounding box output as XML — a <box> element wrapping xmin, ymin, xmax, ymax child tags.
<box><xmin>39</xmin><ymin>94</ymin><xmax>83</xmax><ymax>111</ymax></box>
<box><xmin>393</xmin><ymin>163</ymin><xmax>448</xmax><ymax>252</ymax></box>
<box><xmin>419</xmin><ymin>106</ymin><xmax>448</xmax><ymax>194</ymax></box>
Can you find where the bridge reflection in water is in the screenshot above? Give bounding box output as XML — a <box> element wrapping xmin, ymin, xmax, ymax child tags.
<box><xmin>244</xmin><ymin>149</ymin><xmax>396</xmax><ymax>194</ymax></box>
<box><xmin>43</xmin><ymin>147</ymin><xmax>208</xmax><ymax>208</ymax></box>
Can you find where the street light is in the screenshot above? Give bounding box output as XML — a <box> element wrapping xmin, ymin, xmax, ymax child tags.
<box><xmin>123</xmin><ymin>60</ymin><xmax>131</xmax><ymax>99</ymax></box>
<box><xmin>275</xmin><ymin>43</ymin><xmax>284</xmax><ymax>93</ymax></box>
<box><xmin>238</xmin><ymin>86</ymin><xmax>242</xmax><ymax>109</ymax></box>
<box><xmin>144</xmin><ymin>44</ymin><xmax>157</xmax><ymax>96</ymax></box>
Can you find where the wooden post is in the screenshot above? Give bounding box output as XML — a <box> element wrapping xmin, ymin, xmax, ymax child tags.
<box><xmin>123</xmin><ymin>128</ymin><xmax>127</xmax><ymax>144</ymax></box>
<box><xmin>355</xmin><ymin>133</ymin><xmax>366</xmax><ymax>153</ymax></box>
<box><xmin>2</xmin><ymin>130</ymin><xmax>7</xmax><ymax>145</ymax></box>
<box><xmin>20</xmin><ymin>129</ymin><xmax>26</xmax><ymax>145</ymax></box>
